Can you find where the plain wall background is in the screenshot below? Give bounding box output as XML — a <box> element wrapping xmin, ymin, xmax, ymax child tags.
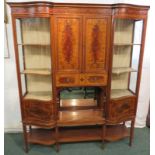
<box><xmin>5</xmin><ymin>0</ymin><xmax>151</xmax><ymax>132</ymax></box>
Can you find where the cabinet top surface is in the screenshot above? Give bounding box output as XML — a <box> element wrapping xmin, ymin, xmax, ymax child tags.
<box><xmin>7</xmin><ymin>1</ymin><xmax>150</xmax><ymax>9</ymax></box>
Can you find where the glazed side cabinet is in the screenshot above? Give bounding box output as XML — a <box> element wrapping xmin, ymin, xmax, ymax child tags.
<box><xmin>8</xmin><ymin>1</ymin><xmax>149</xmax><ymax>153</ymax></box>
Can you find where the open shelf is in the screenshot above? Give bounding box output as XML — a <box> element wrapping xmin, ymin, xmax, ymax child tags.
<box><xmin>104</xmin><ymin>124</ymin><xmax>130</xmax><ymax>141</ymax></box>
<box><xmin>59</xmin><ymin>126</ymin><xmax>102</xmax><ymax>143</ymax></box>
<box><xmin>24</xmin><ymin>91</ymin><xmax>52</xmax><ymax>101</ymax></box>
<box><xmin>58</xmin><ymin>109</ymin><xmax>105</xmax><ymax>127</ymax></box>
<box><xmin>60</xmin><ymin>99</ymin><xmax>97</xmax><ymax>110</ymax></box>
<box><xmin>111</xmin><ymin>89</ymin><xmax>134</xmax><ymax>99</ymax></box>
<box><xmin>27</xmin><ymin>124</ymin><xmax>130</xmax><ymax>145</ymax></box>
<box><xmin>112</xmin><ymin>67</ymin><xmax>137</xmax><ymax>75</ymax></box>
<box><xmin>28</xmin><ymin>128</ymin><xmax>55</xmax><ymax>145</ymax></box>
<box><xmin>18</xmin><ymin>43</ymin><xmax>50</xmax><ymax>46</ymax></box>
<box><xmin>21</xmin><ymin>69</ymin><xmax>51</xmax><ymax>75</ymax></box>
<box><xmin>114</xmin><ymin>43</ymin><xmax>141</xmax><ymax>46</ymax></box>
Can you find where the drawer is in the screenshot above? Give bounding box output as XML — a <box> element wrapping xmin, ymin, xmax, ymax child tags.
<box><xmin>56</xmin><ymin>74</ymin><xmax>79</xmax><ymax>86</ymax></box>
<box><xmin>80</xmin><ymin>74</ymin><xmax>107</xmax><ymax>86</ymax></box>
<box><xmin>23</xmin><ymin>100</ymin><xmax>53</xmax><ymax>123</ymax></box>
<box><xmin>109</xmin><ymin>97</ymin><xmax>136</xmax><ymax>122</ymax></box>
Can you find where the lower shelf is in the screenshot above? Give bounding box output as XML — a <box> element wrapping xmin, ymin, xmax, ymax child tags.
<box><xmin>59</xmin><ymin>126</ymin><xmax>102</xmax><ymax>143</ymax></box>
<box><xmin>58</xmin><ymin>109</ymin><xmax>105</xmax><ymax>126</ymax></box>
<box><xmin>104</xmin><ymin>124</ymin><xmax>130</xmax><ymax>141</ymax></box>
<box><xmin>28</xmin><ymin>128</ymin><xmax>55</xmax><ymax>145</ymax></box>
<box><xmin>27</xmin><ymin>124</ymin><xmax>130</xmax><ymax>145</ymax></box>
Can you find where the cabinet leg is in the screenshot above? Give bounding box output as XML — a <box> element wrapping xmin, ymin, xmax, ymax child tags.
<box><xmin>55</xmin><ymin>126</ymin><xmax>60</xmax><ymax>152</ymax></box>
<box><xmin>29</xmin><ymin>125</ymin><xmax>32</xmax><ymax>132</ymax></box>
<box><xmin>23</xmin><ymin>125</ymin><xmax>29</xmax><ymax>153</ymax></box>
<box><xmin>129</xmin><ymin>120</ymin><xmax>135</xmax><ymax>146</ymax></box>
<box><xmin>101</xmin><ymin>125</ymin><xmax>106</xmax><ymax>149</ymax></box>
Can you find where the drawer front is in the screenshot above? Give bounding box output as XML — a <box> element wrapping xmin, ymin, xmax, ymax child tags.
<box><xmin>80</xmin><ymin>74</ymin><xmax>107</xmax><ymax>86</ymax></box>
<box><xmin>23</xmin><ymin>100</ymin><xmax>53</xmax><ymax>123</ymax></box>
<box><xmin>110</xmin><ymin>97</ymin><xmax>136</xmax><ymax>121</ymax></box>
<box><xmin>56</xmin><ymin>74</ymin><xmax>79</xmax><ymax>86</ymax></box>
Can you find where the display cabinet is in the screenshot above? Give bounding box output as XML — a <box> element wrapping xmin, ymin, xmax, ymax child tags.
<box><xmin>8</xmin><ymin>1</ymin><xmax>149</xmax><ymax>153</ymax></box>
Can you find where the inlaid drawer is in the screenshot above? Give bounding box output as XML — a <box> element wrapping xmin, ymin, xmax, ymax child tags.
<box><xmin>23</xmin><ymin>100</ymin><xmax>53</xmax><ymax>124</ymax></box>
<box><xmin>80</xmin><ymin>74</ymin><xmax>107</xmax><ymax>86</ymax></box>
<box><xmin>56</xmin><ymin>74</ymin><xmax>79</xmax><ymax>87</ymax></box>
<box><xmin>109</xmin><ymin>97</ymin><xmax>136</xmax><ymax>122</ymax></box>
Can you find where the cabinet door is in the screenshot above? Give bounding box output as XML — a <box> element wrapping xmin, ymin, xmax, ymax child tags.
<box><xmin>109</xmin><ymin>97</ymin><xmax>136</xmax><ymax>123</ymax></box>
<box><xmin>54</xmin><ymin>16</ymin><xmax>82</xmax><ymax>73</ymax></box>
<box><xmin>84</xmin><ymin>16</ymin><xmax>110</xmax><ymax>73</ymax></box>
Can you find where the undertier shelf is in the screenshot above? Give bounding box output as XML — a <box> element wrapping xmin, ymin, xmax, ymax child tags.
<box><xmin>112</xmin><ymin>67</ymin><xmax>137</xmax><ymax>75</ymax></box>
<box><xmin>27</xmin><ymin>124</ymin><xmax>130</xmax><ymax>145</ymax></box>
<box><xmin>111</xmin><ymin>89</ymin><xmax>134</xmax><ymax>99</ymax></box>
<box><xmin>24</xmin><ymin>91</ymin><xmax>52</xmax><ymax>101</ymax></box>
<box><xmin>104</xmin><ymin>124</ymin><xmax>130</xmax><ymax>141</ymax></box>
<box><xmin>58</xmin><ymin>109</ymin><xmax>105</xmax><ymax>126</ymax></box>
<box><xmin>21</xmin><ymin>69</ymin><xmax>51</xmax><ymax>75</ymax></box>
<box><xmin>28</xmin><ymin>128</ymin><xmax>55</xmax><ymax>145</ymax></box>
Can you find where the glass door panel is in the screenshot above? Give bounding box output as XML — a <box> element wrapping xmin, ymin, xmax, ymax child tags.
<box><xmin>16</xmin><ymin>18</ymin><xmax>52</xmax><ymax>100</ymax></box>
<box><xmin>111</xmin><ymin>19</ymin><xmax>143</xmax><ymax>99</ymax></box>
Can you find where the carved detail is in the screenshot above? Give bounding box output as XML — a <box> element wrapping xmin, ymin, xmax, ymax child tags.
<box><xmin>63</xmin><ymin>23</ymin><xmax>73</xmax><ymax>63</ymax></box>
<box><xmin>92</xmin><ymin>24</ymin><xmax>100</xmax><ymax>63</ymax></box>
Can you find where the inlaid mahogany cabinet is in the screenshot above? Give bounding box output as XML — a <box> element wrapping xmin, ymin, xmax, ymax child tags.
<box><xmin>8</xmin><ymin>1</ymin><xmax>149</xmax><ymax>153</ymax></box>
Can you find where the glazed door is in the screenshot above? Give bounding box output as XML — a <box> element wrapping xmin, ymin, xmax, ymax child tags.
<box><xmin>108</xmin><ymin>18</ymin><xmax>144</xmax><ymax>123</ymax></box>
<box><xmin>54</xmin><ymin>15</ymin><xmax>82</xmax><ymax>74</ymax></box>
<box><xmin>15</xmin><ymin>17</ymin><xmax>54</xmax><ymax>126</ymax></box>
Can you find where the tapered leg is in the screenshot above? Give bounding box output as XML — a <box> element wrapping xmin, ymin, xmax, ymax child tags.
<box><xmin>129</xmin><ymin>119</ymin><xmax>135</xmax><ymax>146</ymax></box>
<box><xmin>123</xmin><ymin>121</ymin><xmax>125</xmax><ymax>125</ymax></box>
<box><xmin>23</xmin><ymin>124</ymin><xmax>29</xmax><ymax>153</ymax></box>
<box><xmin>55</xmin><ymin>126</ymin><xmax>60</xmax><ymax>152</ymax></box>
<box><xmin>101</xmin><ymin>125</ymin><xmax>106</xmax><ymax>149</ymax></box>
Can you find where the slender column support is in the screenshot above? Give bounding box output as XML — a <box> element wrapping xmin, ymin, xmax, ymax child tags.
<box><xmin>129</xmin><ymin>119</ymin><xmax>135</xmax><ymax>146</ymax></box>
<box><xmin>23</xmin><ymin>124</ymin><xmax>29</xmax><ymax>153</ymax></box>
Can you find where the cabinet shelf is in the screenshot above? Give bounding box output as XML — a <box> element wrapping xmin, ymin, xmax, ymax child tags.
<box><xmin>114</xmin><ymin>43</ymin><xmax>141</xmax><ymax>46</ymax></box>
<box><xmin>60</xmin><ymin>99</ymin><xmax>97</xmax><ymax>108</ymax></box>
<box><xmin>58</xmin><ymin>109</ymin><xmax>105</xmax><ymax>126</ymax></box>
<box><xmin>21</xmin><ymin>69</ymin><xmax>51</xmax><ymax>75</ymax></box>
<box><xmin>18</xmin><ymin>43</ymin><xmax>50</xmax><ymax>46</ymax></box>
<box><xmin>111</xmin><ymin>89</ymin><xmax>134</xmax><ymax>99</ymax></box>
<box><xmin>112</xmin><ymin>67</ymin><xmax>137</xmax><ymax>75</ymax></box>
<box><xmin>24</xmin><ymin>91</ymin><xmax>52</xmax><ymax>101</ymax></box>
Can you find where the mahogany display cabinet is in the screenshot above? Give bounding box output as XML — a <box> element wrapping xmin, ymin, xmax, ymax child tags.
<box><xmin>8</xmin><ymin>1</ymin><xmax>149</xmax><ymax>153</ymax></box>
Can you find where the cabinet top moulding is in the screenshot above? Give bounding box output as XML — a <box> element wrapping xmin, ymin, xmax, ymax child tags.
<box><xmin>7</xmin><ymin>2</ymin><xmax>150</xmax><ymax>8</ymax></box>
<box><xmin>7</xmin><ymin>2</ymin><xmax>149</xmax><ymax>16</ymax></box>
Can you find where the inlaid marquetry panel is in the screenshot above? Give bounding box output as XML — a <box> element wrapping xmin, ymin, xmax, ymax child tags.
<box><xmin>84</xmin><ymin>17</ymin><xmax>109</xmax><ymax>73</ymax></box>
<box><xmin>55</xmin><ymin>16</ymin><xmax>82</xmax><ymax>73</ymax></box>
